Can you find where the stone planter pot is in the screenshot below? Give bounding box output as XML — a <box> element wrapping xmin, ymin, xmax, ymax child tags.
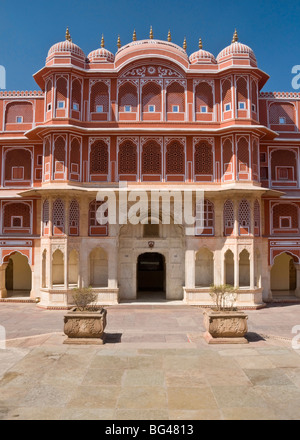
<box><xmin>203</xmin><ymin>309</ymin><xmax>248</xmax><ymax>344</ymax></box>
<box><xmin>63</xmin><ymin>308</ymin><xmax>107</xmax><ymax>345</ymax></box>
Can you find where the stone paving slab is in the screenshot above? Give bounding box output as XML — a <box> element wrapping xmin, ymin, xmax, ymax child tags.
<box><xmin>0</xmin><ymin>303</ymin><xmax>300</xmax><ymax>420</ymax></box>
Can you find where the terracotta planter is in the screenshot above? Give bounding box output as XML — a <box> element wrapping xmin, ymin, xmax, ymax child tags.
<box><xmin>63</xmin><ymin>307</ymin><xmax>107</xmax><ymax>345</ymax></box>
<box><xmin>203</xmin><ymin>309</ymin><xmax>248</xmax><ymax>344</ymax></box>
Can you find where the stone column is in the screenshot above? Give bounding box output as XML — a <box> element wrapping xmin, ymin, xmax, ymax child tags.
<box><xmin>185</xmin><ymin>249</ymin><xmax>195</xmax><ymax>288</ymax></box>
<box><xmin>0</xmin><ymin>264</ymin><xmax>7</xmax><ymax>298</ymax></box>
<box><xmin>214</xmin><ymin>249</ymin><xmax>222</xmax><ymax>286</ymax></box>
<box><xmin>64</xmin><ymin>197</ymin><xmax>69</xmax><ymax>290</ymax></box>
<box><xmin>250</xmin><ymin>247</ymin><xmax>255</xmax><ymax>290</ymax></box>
<box><xmin>214</xmin><ymin>198</ymin><xmax>223</xmax><ymax>237</ymax></box>
<box><xmin>234</xmin><ymin>244</ymin><xmax>239</xmax><ymax>289</ymax></box>
<box><xmin>108</xmin><ymin>245</ymin><xmax>118</xmax><ymax>289</ymax></box>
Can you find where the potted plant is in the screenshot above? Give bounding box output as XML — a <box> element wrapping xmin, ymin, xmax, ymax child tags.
<box><xmin>203</xmin><ymin>284</ymin><xmax>248</xmax><ymax>344</ymax></box>
<box><xmin>63</xmin><ymin>287</ymin><xmax>107</xmax><ymax>345</ymax></box>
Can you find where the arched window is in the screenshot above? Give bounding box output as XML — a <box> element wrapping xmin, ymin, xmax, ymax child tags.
<box><xmin>45</xmin><ymin>79</ymin><xmax>52</xmax><ymax>115</ymax></box>
<box><xmin>69</xmin><ymin>138</ymin><xmax>81</xmax><ymax>181</ymax></box>
<box><xmin>194</xmin><ymin>141</ymin><xmax>213</xmax><ymax>180</ymax></box>
<box><xmin>71</xmin><ymin>78</ymin><xmax>82</xmax><ymax>118</ymax></box>
<box><xmin>271</xmin><ymin>149</ymin><xmax>297</xmax><ymax>183</ymax></box>
<box><xmin>44</xmin><ymin>137</ymin><xmax>51</xmax><ymax>181</ymax></box>
<box><xmin>4</xmin><ymin>148</ymin><xmax>32</xmax><ymax>185</ymax></box>
<box><xmin>222</xmin><ymin>138</ymin><xmax>234</xmax><ymax>179</ymax></box>
<box><xmin>3</xmin><ymin>202</ymin><xmax>31</xmax><ymax>234</ymax></box>
<box><xmin>272</xmin><ymin>203</ymin><xmax>299</xmax><ymax>234</ymax></box>
<box><xmin>69</xmin><ymin>200</ymin><xmax>79</xmax><ymax>236</ymax></box>
<box><xmin>254</xmin><ymin>200</ymin><xmax>260</xmax><ymax>236</ymax></box>
<box><xmin>237</xmin><ymin>137</ymin><xmax>250</xmax><ymax>179</ymax></box>
<box><xmin>43</xmin><ymin>200</ymin><xmax>50</xmax><ymax>235</ymax></box>
<box><xmin>5</xmin><ymin>101</ymin><xmax>33</xmax><ymax>125</ymax></box>
<box><xmin>53</xmin><ymin>136</ymin><xmax>66</xmax><ymax>179</ymax></box>
<box><xmin>141</xmin><ymin>141</ymin><xmax>162</xmax><ymax>178</ymax></box>
<box><xmin>118</xmin><ymin>140</ymin><xmax>138</xmax><ymax>180</ymax></box>
<box><xmin>52</xmin><ymin>199</ymin><xmax>65</xmax><ymax>235</ymax></box>
<box><xmin>166</xmin><ymin>82</ymin><xmax>185</xmax><ymax>114</ymax></box>
<box><xmin>166</xmin><ymin>141</ymin><xmax>185</xmax><ymax>179</ymax></box>
<box><xmin>90</xmin><ymin>81</ymin><xmax>109</xmax><ymax>114</ymax></box>
<box><xmin>89</xmin><ymin>140</ymin><xmax>109</xmax><ymax>180</ymax></box>
<box><xmin>252</xmin><ymin>138</ymin><xmax>259</xmax><ymax>179</ymax></box>
<box><xmin>118</xmin><ymin>82</ymin><xmax>138</xmax><ymax>113</ymax></box>
<box><xmin>238</xmin><ymin>199</ymin><xmax>251</xmax><ymax>235</ymax></box>
<box><xmin>195</xmin><ymin>82</ymin><xmax>213</xmax><ymax>114</ymax></box>
<box><xmin>251</xmin><ymin>80</ymin><xmax>258</xmax><ymax>116</ymax></box>
<box><xmin>222</xmin><ymin>79</ymin><xmax>232</xmax><ymax>115</ymax></box>
<box><xmin>195</xmin><ymin>248</ymin><xmax>214</xmax><ymax>287</ymax></box>
<box><xmin>142</xmin><ymin>82</ymin><xmax>161</xmax><ymax>114</ymax></box>
<box><xmin>195</xmin><ymin>199</ymin><xmax>214</xmax><ymax>236</ymax></box>
<box><xmin>269</xmin><ymin>102</ymin><xmax>296</xmax><ymax>127</ymax></box>
<box><xmin>55</xmin><ymin>77</ymin><xmax>67</xmax><ymax>114</ymax></box>
<box><xmin>236</xmin><ymin>77</ymin><xmax>248</xmax><ymax>111</ymax></box>
<box><xmin>88</xmin><ymin>200</ymin><xmax>108</xmax><ymax>236</ymax></box>
<box><xmin>224</xmin><ymin>200</ymin><xmax>234</xmax><ymax>236</ymax></box>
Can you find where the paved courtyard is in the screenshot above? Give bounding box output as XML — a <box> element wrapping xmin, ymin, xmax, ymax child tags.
<box><xmin>0</xmin><ymin>303</ymin><xmax>300</xmax><ymax>420</ymax></box>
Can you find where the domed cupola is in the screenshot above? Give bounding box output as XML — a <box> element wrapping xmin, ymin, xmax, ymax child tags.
<box><xmin>217</xmin><ymin>30</ymin><xmax>257</xmax><ymax>67</ymax></box>
<box><xmin>189</xmin><ymin>38</ymin><xmax>217</xmax><ymax>64</ymax></box>
<box><xmin>46</xmin><ymin>28</ymin><xmax>86</xmax><ymax>66</ymax></box>
<box><xmin>87</xmin><ymin>35</ymin><xmax>115</xmax><ymax>64</ymax></box>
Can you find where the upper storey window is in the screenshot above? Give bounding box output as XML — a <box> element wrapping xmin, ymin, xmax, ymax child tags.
<box><xmin>166</xmin><ymin>81</ymin><xmax>185</xmax><ymax>120</ymax></box>
<box><xmin>194</xmin><ymin>81</ymin><xmax>214</xmax><ymax>122</ymax></box>
<box><xmin>142</xmin><ymin>81</ymin><xmax>162</xmax><ymax>121</ymax></box>
<box><xmin>55</xmin><ymin>76</ymin><xmax>68</xmax><ymax>117</ymax></box>
<box><xmin>236</xmin><ymin>76</ymin><xmax>248</xmax><ymax>117</ymax></box>
<box><xmin>269</xmin><ymin>102</ymin><xmax>297</xmax><ymax>131</ymax></box>
<box><xmin>225</xmin><ymin>103</ymin><xmax>231</xmax><ymax>112</ymax></box>
<box><xmin>221</xmin><ymin>78</ymin><xmax>232</xmax><ymax>120</ymax></box>
<box><xmin>270</xmin><ymin>149</ymin><xmax>298</xmax><ymax>187</ymax></box>
<box><xmin>71</xmin><ymin>78</ymin><xmax>82</xmax><ymax>119</ymax></box>
<box><xmin>118</xmin><ymin>82</ymin><xmax>138</xmax><ymax>121</ymax></box>
<box><xmin>5</xmin><ymin>101</ymin><xmax>33</xmax><ymax>130</ymax></box>
<box><xmin>4</xmin><ymin>148</ymin><xmax>32</xmax><ymax>187</ymax></box>
<box><xmin>90</xmin><ymin>81</ymin><xmax>109</xmax><ymax>121</ymax></box>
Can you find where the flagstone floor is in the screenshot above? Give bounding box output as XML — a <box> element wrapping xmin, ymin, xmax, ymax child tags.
<box><xmin>0</xmin><ymin>303</ymin><xmax>300</xmax><ymax>420</ymax></box>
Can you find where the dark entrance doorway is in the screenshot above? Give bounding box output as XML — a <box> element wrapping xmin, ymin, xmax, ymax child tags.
<box><xmin>137</xmin><ymin>253</ymin><xmax>165</xmax><ymax>297</ymax></box>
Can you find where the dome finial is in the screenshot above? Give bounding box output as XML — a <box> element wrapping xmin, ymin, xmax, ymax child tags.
<box><xmin>133</xmin><ymin>29</ymin><xmax>137</xmax><ymax>41</ymax></box>
<box><xmin>150</xmin><ymin>26</ymin><xmax>154</xmax><ymax>39</ymax></box>
<box><xmin>167</xmin><ymin>29</ymin><xmax>171</xmax><ymax>42</ymax></box>
<box><xmin>232</xmin><ymin>29</ymin><xmax>238</xmax><ymax>43</ymax></box>
<box><xmin>199</xmin><ymin>38</ymin><xmax>203</xmax><ymax>50</ymax></box>
<box><xmin>183</xmin><ymin>36</ymin><xmax>187</xmax><ymax>51</ymax></box>
<box><xmin>65</xmin><ymin>27</ymin><xmax>71</xmax><ymax>42</ymax></box>
<box><xmin>117</xmin><ymin>35</ymin><xmax>121</xmax><ymax>49</ymax></box>
<box><xmin>101</xmin><ymin>34</ymin><xmax>105</xmax><ymax>48</ymax></box>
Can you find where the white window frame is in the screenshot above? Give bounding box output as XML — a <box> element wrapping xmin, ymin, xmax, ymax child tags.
<box><xmin>279</xmin><ymin>216</ymin><xmax>292</xmax><ymax>229</ymax></box>
<box><xmin>200</xmin><ymin>106</ymin><xmax>207</xmax><ymax>113</ymax></box>
<box><xmin>73</xmin><ymin>103</ymin><xmax>79</xmax><ymax>111</ymax></box>
<box><xmin>57</xmin><ymin>101</ymin><xmax>65</xmax><ymax>109</ymax></box>
<box><xmin>252</xmin><ymin>103</ymin><xmax>256</xmax><ymax>112</ymax></box>
<box><xmin>172</xmin><ymin>105</ymin><xmax>179</xmax><ymax>113</ymax></box>
<box><xmin>224</xmin><ymin>103</ymin><xmax>231</xmax><ymax>112</ymax></box>
<box><xmin>279</xmin><ymin>117</ymin><xmax>286</xmax><ymax>124</ymax></box>
<box><xmin>47</xmin><ymin>103</ymin><xmax>52</xmax><ymax>111</ymax></box>
<box><xmin>96</xmin><ymin>105</ymin><xmax>104</xmax><ymax>113</ymax></box>
<box><xmin>238</xmin><ymin>102</ymin><xmax>246</xmax><ymax>110</ymax></box>
<box><xmin>16</xmin><ymin>116</ymin><xmax>23</xmax><ymax>123</ymax></box>
<box><xmin>124</xmin><ymin>105</ymin><xmax>132</xmax><ymax>113</ymax></box>
<box><xmin>11</xmin><ymin>216</ymin><xmax>23</xmax><ymax>228</ymax></box>
<box><xmin>148</xmin><ymin>105</ymin><xmax>155</xmax><ymax>112</ymax></box>
<box><xmin>11</xmin><ymin>166</ymin><xmax>24</xmax><ymax>181</ymax></box>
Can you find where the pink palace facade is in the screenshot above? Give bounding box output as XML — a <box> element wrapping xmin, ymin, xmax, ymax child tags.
<box><xmin>0</xmin><ymin>28</ymin><xmax>299</xmax><ymax>308</ymax></box>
